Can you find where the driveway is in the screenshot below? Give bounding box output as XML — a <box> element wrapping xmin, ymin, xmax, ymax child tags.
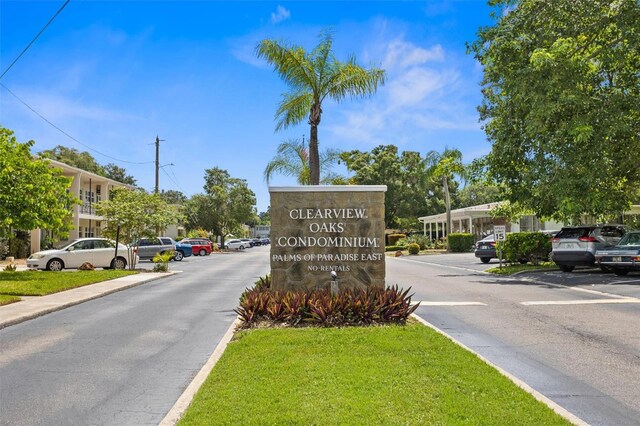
<box><xmin>388</xmin><ymin>253</ymin><xmax>640</xmax><ymax>425</ymax></box>
<box><xmin>0</xmin><ymin>246</ymin><xmax>270</xmax><ymax>426</ymax></box>
<box><xmin>404</xmin><ymin>252</ymin><xmax>640</xmax><ymax>299</ymax></box>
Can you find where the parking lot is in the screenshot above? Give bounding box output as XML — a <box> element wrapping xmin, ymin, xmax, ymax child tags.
<box><xmin>401</xmin><ymin>252</ymin><xmax>640</xmax><ymax>300</ymax></box>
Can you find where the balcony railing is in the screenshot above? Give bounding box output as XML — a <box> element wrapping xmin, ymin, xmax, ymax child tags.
<box><xmin>79</xmin><ymin>203</ymin><xmax>96</xmax><ymax>215</ymax></box>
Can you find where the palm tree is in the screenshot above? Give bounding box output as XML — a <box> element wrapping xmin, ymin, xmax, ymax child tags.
<box><xmin>256</xmin><ymin>30</ymin><xmax>386</xmax><ymax>185</ymax></box>
<box><xmin>264</xmin><ymin>138</ymin><xmax>341</xmax><ymax>185</ymax></box>
<box><xmin>425</xmin><ymin>148</ymin><xmax>465</xmax><ymax>251</ymax></box>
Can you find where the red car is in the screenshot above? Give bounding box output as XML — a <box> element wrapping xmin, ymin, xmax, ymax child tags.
<box><xmin>180</xmin><ymin>238</ymin><xmax>213</xmax><ymax>256</ymax></box>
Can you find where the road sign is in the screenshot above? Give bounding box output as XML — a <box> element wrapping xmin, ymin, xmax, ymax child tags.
<box><xmin>494</xmin><ymin>225</ymin><xmax>506</xmax><ymax>241</ymax></box>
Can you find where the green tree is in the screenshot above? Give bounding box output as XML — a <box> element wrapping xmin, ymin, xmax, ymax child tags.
<box><xmin>39</xmin><ymin>145</ymin><xmax>104</xmax><ymax>175</ymax></box>
<box><xmin>200</xmin><ymin>167</ymin><xmax>256</xmax><ymax>247</ymax></box>
<box><xmin>258</xmin><ymin>208</ymin><xmax>271</xmax><ymax>225</ymax></box>
<box><xmin>104</xmin><ymin>163</ymin><xmax>137</xmax><ymax>186</ymax></box>
<box><xmin>340</xmin><ymin>145</ymin><xmax>431</xmax><ymax>228</ymax></box>
<box><xmin>264</xmin><ymin>138</ymin><xmax>341</xmax><ymax>185</ymax></box>
<box><xmin>425</xmin><ymin>148</ymin><xmax>466</xmax><ymax>250</ymax></box>
<box><xmin>469</xmin><ymin>0</ymin><xmax>640</xmax><ymax>223</ymax></box>
<box><xmin>0</xmin><ymin>128</ymin><xmax>79</xmax><ymax>238</ymax></box>
<box><xmin>96</xmin><ymin>187</ymin><xmax>183</xmax><ymax>268</ymax></box>
<box><xmin>39</xmin><ymin>146</ymin><xmax>137</xmax><ymax>186</ymax></box>
<box><xmin>256</xmin><ymin>30</ymin><xmax>386</xmax><ymax>185</ymax></box>
<box><xmin>184</xmin><ymin>194</ymin><xmax>217</xmax><ymax>235</ymax></box>
<box><xmin>160</xmin><ymin>189</ymin><xmax>187</xmax><ymax>205</ymax></box>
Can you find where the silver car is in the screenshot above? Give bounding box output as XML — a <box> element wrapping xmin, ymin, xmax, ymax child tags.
<box><xmin>595</xmin><ymin>231</ymin><xmax>640</xmax><ymax>276</ymax></box>
<box><xmin>551</xmin><ymin>225</ymin><xmax>626</xmax><ymax>272</ymax></box>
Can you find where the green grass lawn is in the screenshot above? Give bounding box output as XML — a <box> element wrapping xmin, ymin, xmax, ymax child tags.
<box><xmin>179</xmin><ymin>322</ymin><xmax>571</xmax><ymax>426</ymax></box>
<box><xmin>0</xmin><ymin>270</ymin><xmax>138</xmax><ymax>297</ymax></box>
<box><xmin>486</xmin><ymin>262</ymin><xmax>559</xmax><ymax>275</ymax></box>
<box><xmin>0</xmin><ymin>294</ymin><xmax>21</xmax><ymax>305</ymax></box>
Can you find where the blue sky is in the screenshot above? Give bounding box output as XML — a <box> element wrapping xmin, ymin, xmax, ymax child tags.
<box><xmin>1</xmin><ymin>0</ymin><xmax>496</xmax><ymax>213</ymax></box>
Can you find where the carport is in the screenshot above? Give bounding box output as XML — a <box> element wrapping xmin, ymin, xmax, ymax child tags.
<box><xmin>418</xmin><ymin>202</ymin><xmax>503</xmax><ymax>241</ymax></box>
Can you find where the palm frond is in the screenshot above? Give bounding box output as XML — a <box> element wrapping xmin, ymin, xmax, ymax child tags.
<box><xmin>255</xmin><ymin>39</ymin><xmax>316</xmax><ymax>91</ymax></box>
<box><xmin>325</xmin><ymin>61</ymin><xmax>386</xmax><ymax>102</ymax></box>
<box><xmin>275</xmin><ymin>91</ymin><xmax>313</xmax><ymax>131</ymax></box>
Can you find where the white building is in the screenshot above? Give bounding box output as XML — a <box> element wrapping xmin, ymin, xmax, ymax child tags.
<box><xmin>418</xmin><ymin>201</ymin><xmax>640</xmax><ymax>241</ymax></box>
<box><xmin>29</xmin><ymin>159</ymin><xmax>132</xmax><ymax>254</ymax></box>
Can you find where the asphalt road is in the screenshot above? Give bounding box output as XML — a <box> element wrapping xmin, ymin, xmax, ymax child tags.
<box><xmin>0</xmin><ymin>247</ymin><xmax>270</xmax><ymax>426</ymax></box>
<box><xmin>2</xmin><ymin>249</ymin><xmax>639</xmax><ymax>425</ymax></box>
<box><xmin>389</xmin><ymin>253</ymin><xmax>640</xmax><ymax>426</ymax></box>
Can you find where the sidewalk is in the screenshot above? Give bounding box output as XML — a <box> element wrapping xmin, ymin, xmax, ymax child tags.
<box><xmin>0</xmin><ymin>271</ymin><xmax>175</xmax><ymax>329</ymax></box>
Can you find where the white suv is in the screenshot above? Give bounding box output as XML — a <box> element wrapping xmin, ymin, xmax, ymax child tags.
<box><xmin>225</xmin><ymin>239</ymin><xmax>248</xmax><ymax>250</ymax></box>
<box><xmin>551</xmin><ymin>225</ymin><xmax>626</xmax><ymax>272</ymax></box>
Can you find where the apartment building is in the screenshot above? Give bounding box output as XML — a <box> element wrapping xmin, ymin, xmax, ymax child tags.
<box><xmin>29</xmin><ymin>159</ymin><xmax>133</xmax><ymax>254</ymax></box>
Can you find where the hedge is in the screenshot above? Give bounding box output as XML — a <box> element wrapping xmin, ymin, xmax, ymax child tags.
<box><xmin>387</xmin><ymin>234</ymin><xmax>406</xmax><ymax>246</ymax></box>
<box><xmin>448</xmin><ymin>233</ymin><xmax>475</xmax><ymax>252</ymax></box>
<box><xmin>500</xmin><ymin>232</ymin><xmax>551</xmax><ymax>265</ymax></box>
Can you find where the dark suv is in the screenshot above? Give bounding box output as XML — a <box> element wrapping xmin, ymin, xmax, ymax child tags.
<box><xmin>551</xmin><ymin>225</ymin><xmax>626</xmax><ymax>272</ymax></box>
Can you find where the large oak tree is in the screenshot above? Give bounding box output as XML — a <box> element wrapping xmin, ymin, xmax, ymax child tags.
<box><xmin>469</xmin><ymin>0</ymin><xmax>640</xmax><ymax>222</ymax></box>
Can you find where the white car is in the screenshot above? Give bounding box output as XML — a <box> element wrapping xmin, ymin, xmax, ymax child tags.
<box><xmin>27</xmin><ymin>238</ymin><xmax>135</xmax><ymax>271</ymax></box>
<box><xmin>225</xmin><ymin>239</ymin><xmax>248</xmax><ymax>250</ymax></box>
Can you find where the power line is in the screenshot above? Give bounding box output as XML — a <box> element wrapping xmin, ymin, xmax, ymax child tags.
<box><xmin>0</xmin><ymin>0</ymin><xmax>71</xmax><ymax>81</ymax></box>
<box><xmin>0</xmin><ymin>83</ymin><xmax>154</xmax><ymax>165</ymax></box>
<box><xmin>161</xmin><ymin>166</ymin><xmax>183</xmax><ymax>192</ymax></box>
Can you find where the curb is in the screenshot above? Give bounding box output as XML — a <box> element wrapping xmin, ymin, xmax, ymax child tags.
<box><xmin>159</xmin><ymin>318</ymin><xmax>241</xmax><ymax>425</ymax></box>
<box><xmin>410</xmin><ymin>314</ymin><xmax>588</xmax><ymax>426</ymax></box>
<box><xmin>0</xmin><ymin>272</ymin><xmax>176</xmax><ymax>329</ymax></box>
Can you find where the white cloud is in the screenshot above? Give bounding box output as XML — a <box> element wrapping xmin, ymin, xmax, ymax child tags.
<box><xmin>270</xmin><ymin>5</ymin><xmax>291</xmax><ymax>24</ymax></box>
<box><xmin>324</xmin><ymin>35</ymin><xmax>482</xmax><ymax>147</ymax></box>
<box><xmin>382</xmin><ymin>40</ymin><xmax>444</xmax><ymax>71</ymax></box>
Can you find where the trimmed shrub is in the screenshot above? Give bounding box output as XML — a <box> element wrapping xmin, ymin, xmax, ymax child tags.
<box><xmin>235</xmin><ymin>285</ymin><xmax>420</xmax><ymax>328</ymax></box>
<box><xmin>386</xmin><ymin>233</ymin><xmax>406</xmax><ymax>246</ymax></box>
<box><xmin>407</xmin><ymin>243</ymin><xmax>420</xmax><ymax>255</ymax></box>
<box><xmin>406</xmin><ymin>234</ymin><xmax>430</xmax><ymax>250</ymax></box>
<box><xmin>385</xmin><ymin>245</ymin><xmax>407</xmax><ymax>252</ymax></box>
<box><xmin>501</xmin><ymin>232</ymin><xmax>552</xmax><ymax>265</ymax></box>
<box><xmin>448</xmin><ymin>233</ymin><xmax>475</xmax><ymax>252</ymax></box>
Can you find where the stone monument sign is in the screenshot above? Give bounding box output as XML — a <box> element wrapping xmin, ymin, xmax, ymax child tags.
<box><xmin>269</xmin><ymin>186</ymin><xmax>387</xmax><ymax>291</ymax></box>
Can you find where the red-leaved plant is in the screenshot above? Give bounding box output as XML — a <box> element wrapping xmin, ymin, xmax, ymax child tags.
<box><xmin>235</xmin><ymin>280</ymin><xmax>419</xmax><ymax>328</ymax></box>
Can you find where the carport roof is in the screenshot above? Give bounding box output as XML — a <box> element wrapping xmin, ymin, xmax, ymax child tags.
<box><xmin>418</xmin><ymin>202</ymin><xmax>502</xmax><ymax>224</ymax></box>
<box><xmin>418</xmin><ymin>202</ymin><xmax>640</xmax><ymax>225</ymax></box>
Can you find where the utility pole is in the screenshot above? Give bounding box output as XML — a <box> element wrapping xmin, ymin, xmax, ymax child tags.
<box><xmin>154</xmin><ymin>135</ymin><xmax>165</xmax><ymax>193</ymax></box>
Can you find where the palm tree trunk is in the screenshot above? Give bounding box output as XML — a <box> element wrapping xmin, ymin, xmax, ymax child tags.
<box><xmin>308</xmin><ymin>106</ymin><xmax>321</xmax><ymax>185</ymax></box>
<box><xmin>443</xmin><ymin>175</ymin><xmax>451</xmax><ymax>252</ymax></box>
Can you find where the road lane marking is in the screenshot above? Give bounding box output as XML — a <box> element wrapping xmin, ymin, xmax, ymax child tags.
<box><xmin>522</xmin><ymin>298</ymin><xmax>640</xmax><ymax>306</ymax></box>
<box><xmin>391</xmin><ymin>256</ymin><xmax>489</xmax><ymax>275</ymax></box>
<box><xmin>415</xmin><ymin>301</ymin><xmax>487</xmax><ymax>306</ymax></box>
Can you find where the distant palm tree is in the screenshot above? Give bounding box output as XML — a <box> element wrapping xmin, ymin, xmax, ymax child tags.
<box><xmin>264</xmin><ymin>138</ymin><xmax>341</xmax><ymax>185</ymax></box>
<box><xmin>425</xmin><ymin>148</ymin><xmax>466</xmax><ymax>251</ymax></box>
<box><xmin>256</xmin><ymin>30</ymin><xmax>385</xmax><ymax>185</ymax></box>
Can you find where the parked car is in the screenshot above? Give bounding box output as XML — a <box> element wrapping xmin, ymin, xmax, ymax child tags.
<box><xmin>251</xmin><ymin>238</ymin><xmax>263</xmax><ymax>246</ymax></box>
<box><xmin>551</xmin><ymin>225</ymin><xmax>626</xmax><ymax>272</ymax></box>
<box><xmin>595</xmin><ymin>231</ymin><xmax>640</xmax><ymax>276</ymax></box>
<box><xmin>225</xmin><ymin>239</ymin><xmax>248</xmax><ymax>250</ymax></box>
<box><xmin>474</xmin><ymin>234</ymin><xmax>497</xmax><ymax>264</ymax></box>
<box><xmin>172</xmin><ymin>239</ymin><xmax>193</xmax><ymax>261</ymax></box>
<box><xmin>260</xmin><ymin>238</ymin><xmax>271</xmax><ymax>245</ymax></box>
<box><xmin>135</xmin><ymin>237</ymin><xmax>176</xmax><ymax>260</ymax></box>
<box><xmin>241</xmin><ymin>238</ymin><xmax>254</xmax><ymax>247</ymax></box>
<box><xmin>27</xmin><ymin>238</ymin><xmax>134</xmax><ymax>271</ymax></box>
<box><xmin>180</xmin><ymin>238</ymin><xmax>213</xmax><ymax>256</ymax></box>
